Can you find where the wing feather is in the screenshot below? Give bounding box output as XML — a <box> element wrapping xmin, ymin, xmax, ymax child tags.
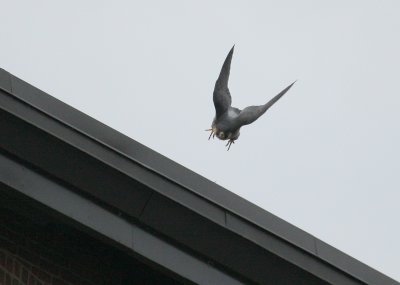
<box><xmin>235</xmin><ymin>81</ymin><xmax>296</xmax><ymax>127</ymax></box>
<box><xmin>213</xmin><ymin>46</ymin><xmax>235</xmax><ymax>118</ymax></box>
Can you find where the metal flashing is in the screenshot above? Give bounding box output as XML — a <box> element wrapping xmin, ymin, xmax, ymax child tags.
<box><xmin>0</xmin><ymin>69</ymin><xmax>398</xmax><ymax>285</ymax></box>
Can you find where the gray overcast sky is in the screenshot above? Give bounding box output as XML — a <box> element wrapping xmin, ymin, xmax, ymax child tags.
<box><xmin>1</xmin><ymin>0</ymin><xmax>400</xmax><ymax>281</ymax></box>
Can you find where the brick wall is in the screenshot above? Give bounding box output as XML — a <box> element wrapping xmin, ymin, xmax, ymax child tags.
<box><xmin>0</xmin><ymin>209</ymin><xmax>97</xmax><ymax>285</ymax></box>
<box><xmin>0</xmin><ymin>193</ymin><xmax>182</xmax><ymax>285</ymax></box>
<box><xmin>0</xmin><ymin>248</ymin><xmax>51</xmax><ymax>285</ymax></box>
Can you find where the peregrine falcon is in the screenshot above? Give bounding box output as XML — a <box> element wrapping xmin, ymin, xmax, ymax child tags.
<box><xmin>206</xmin><ymin>46</ymin><xmax>296</xmax><ymax>150</ymax></box>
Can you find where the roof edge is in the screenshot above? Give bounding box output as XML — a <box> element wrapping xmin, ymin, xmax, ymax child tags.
<box><xmin>0</xmin><ymin>68</ymin><xmax>398</xmax><ymax>285</ymax></box>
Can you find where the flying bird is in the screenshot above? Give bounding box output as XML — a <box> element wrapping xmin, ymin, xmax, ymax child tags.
<box><xmin>206</xmin><ymin>46</ymin><xmax>296</xmax><ymax>150</ymax></box>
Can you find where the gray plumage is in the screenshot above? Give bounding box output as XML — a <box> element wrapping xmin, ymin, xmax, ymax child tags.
<box><xmin>207</xmin><ymin>46</ymin><xmax>296</xmax><ymax>150</ymax></box>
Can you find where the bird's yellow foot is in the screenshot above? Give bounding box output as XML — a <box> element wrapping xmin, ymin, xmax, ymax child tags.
<box><xmin>226</xmin><ymin>139</ymin><xmax>235</xmax><ymax>150</ymax></box>
<box><xmin>205</xmin><ymin>128</ymin><xmax>216</xmax><ymax>140</ymax></box>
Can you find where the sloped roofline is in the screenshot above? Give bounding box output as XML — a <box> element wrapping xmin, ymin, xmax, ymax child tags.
<box><xmin>0</xmin><ymin>68</ymin><xmax>397</xmax><ymax>285</ymax></box>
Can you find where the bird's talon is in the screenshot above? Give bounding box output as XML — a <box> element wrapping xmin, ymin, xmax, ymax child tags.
<box><xmin>206</xmin><ymin>128</ymin><xmax>215</xmax><ymax>140</ymax></box>
<box><xmin>225</xmin><ymin>139</ymin><xmax>234</xmax><ymax>150</ymax></box>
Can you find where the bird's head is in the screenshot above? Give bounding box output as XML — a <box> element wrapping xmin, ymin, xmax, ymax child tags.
<box><xmin>216</xmin><ymin>131</ymin><xmax>226</xmax><ymax>140</ymax></box>
<box><xmin>205</xmin><ymin>127</ymin><xmax>229</xmax><ymax>141</ymax></box>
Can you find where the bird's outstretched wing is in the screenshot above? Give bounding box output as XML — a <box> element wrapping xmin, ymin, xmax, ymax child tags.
<box><xmin>235</xmin><ymin>81</ymin><xmax>296</xmax><ymax>127</ymax></box>
<box><xmin>213</xmin><ymin>46</ymin><xmax>234</xmax><ymax>118</ymax></box>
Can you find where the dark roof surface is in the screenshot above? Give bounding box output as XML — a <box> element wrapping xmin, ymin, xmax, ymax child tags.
<box><xmin>0</xmin><ymin>68</ymin><xmax>398</xmax><ymax>285</ymax></box>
